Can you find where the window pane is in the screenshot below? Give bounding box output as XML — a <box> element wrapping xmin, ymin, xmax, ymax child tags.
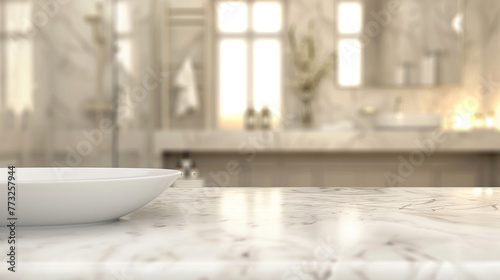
<box><xmin>338</xmin><ymin>2</ymin><xmax>362</xmax><ymax>34</ymax></box>
<box><xmin>338</xmin><ymin>39</ymin><xmax>362</xmax><ymax>86</ymax></box>
<box><xmin>218</xmin><ymin>39</ymin><xmax>247</xmax><ymax>129</ymax></box>
<box><xmin>254</xmin><ymin>40</ymin><xmax>281</xmax><ymax>121</ymax></box>
<box><xmin>6</xmin><ymin>39</ymin><xmax>34</xmax><ymax>114</ymax></box>
<box><xmin>217</xmin><ymin>2</ymin><xmax>248</xmax><ymax>33</ymax></box>
<box><xmin>6</xmin><ymin>2</ymin><xmax>32</xmax><ymax>33</ymax></box>
<box><xmin>252</xmin><ymin>2</ymin><xmax>282</xmax><ymax>33</ymax></box>
<box><xmin>116</xmin><ymin>1</ymin><xmax>132</xmax><ymax>34</ymax></box>
<box><xmin>116</xmin><ymin>39</ymin><xmax>132</xmax><ymax>73</ymax></box>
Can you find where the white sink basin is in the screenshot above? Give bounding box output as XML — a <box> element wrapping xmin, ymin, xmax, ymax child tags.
<box><xmin>373</xmin><ymin>113</ymin><xmax>442</xmax><ymax>130</ymax></box>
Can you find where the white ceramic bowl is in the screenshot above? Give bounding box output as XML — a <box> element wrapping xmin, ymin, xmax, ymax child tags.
<box><xmin>0</xmin><ymin>168</ymin><xmax>181</xmax><ymax>226</ymax></box>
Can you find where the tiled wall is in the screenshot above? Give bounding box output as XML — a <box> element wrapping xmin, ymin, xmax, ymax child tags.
<box><xmin>14</xmin><ymin>0</ymin><xmax>157</xmax><ymax>167</ymax></box>
<box><xmin>30</xmin><ymin>0</ymin><xmax>157</xmax><ymax>131</ymax></box>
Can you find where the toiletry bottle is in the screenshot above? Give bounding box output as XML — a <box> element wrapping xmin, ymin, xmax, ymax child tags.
<box><xmin>260</xmin><ymin>106</ymin><xmax>272</xmax><ymax>130</ymax></box>
<box><xmin>244</xmin><ymin>107</ymin><xmax>257</xmax><ymax>130</ymax></box>
<box><xmin>180</xmin><ymin>152</ymin><xmax>193</xmax><ymax>170</ymax></box>
<box><xmin>179</xmin><ymin>152</ymin><xmax>193</xmax><ymax>178</ymax></box>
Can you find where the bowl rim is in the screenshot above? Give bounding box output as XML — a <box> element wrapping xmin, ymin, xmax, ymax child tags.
<box><xmin>6</xmin><ymin>167</ymin><xmax>182</xmax><ymax>184</ymax></box>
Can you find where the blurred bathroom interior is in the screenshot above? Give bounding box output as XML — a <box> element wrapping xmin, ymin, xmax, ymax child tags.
<box><xmin>2</xmin><ymin>0</ymin><xmax>500</xmax><ymax>188</ymax></box>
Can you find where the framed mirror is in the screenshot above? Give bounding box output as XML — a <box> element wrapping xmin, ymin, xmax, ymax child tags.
<box><xmin>334</xmin><ymin>0</ymin><xmax>465</xmax><ymax>89</ymax></box>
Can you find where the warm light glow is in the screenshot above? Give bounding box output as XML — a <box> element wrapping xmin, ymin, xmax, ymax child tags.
<box><xmin>497</xmin><ymin>117</ymin><xmax>500</xmax><ymax>130</ymax></box>
<box><xmin>473</xmin><ymin>188</ymin><xmax>483</xmax><ymax>196</ymax></box>
<box><xmin>252</xmin><ymin>2</ymin><xmax>282</xmax><ymax>33</ymax></box>
<box><xmin>116</xmin><ymin>1</ymin><xmax>131</xmax><ymax>34</ymax></box>
<box><xmin>6</xmin><ymin>2</ymin><xmax>32</xmax><ymax>33</ymax></box>
<box><xmin>253</xmin><ymin>190</ymin><xmax>282</xmax><ymax>237</ymax></box>
<box><xmin>475</xmin><ymin>119</ymin><xmax>484</xmax><ymax>128</ymax></box>
<box><xmin>473</xmin><ymin>188</ymin><xmax>494</xmax><ymax>196</ymax></box>
<box><xmin>338</xmin><ymin>209</ymin><xmax>361</xmax><ymax>247</ymax></box>
<box><xmin>253</xmin><ymin>40</ymin><xmax>281</xmax><ymax>125</ymax></box>
<box><xmin>338</xmin><ymin>39</ymin><xmax>362</xmax><ymax>86</ymax></box>
<box><xmin>220</xmin><ymin>192</ymin><xmax>248</xmax><ymax>215</ymax></box>
<box><xmin>217</xmin><ymin>1</ymin><xmax>248</xmax><ymax>33</ymax></box>
<box><xmin>116</xmin><ymin>39</ymin><xmax>132</xmax><ymax>73</ymax></box>
<box><xmin>453</xmin><ymin>113</ymin><xmax>472</xmax><ymax>131</ymax></box>
<box><xmin>473</xmin><ymin>113</ymin><xmax>485</xmax><ymax>129</ymax></box>
<box><xmin>338</xmin><ymin>2</ymin><xmax>362</xmax><ymax>34</ymax></box>
<box><xmin>495</xmin><ymin>107</ymin><xmax>500</xmax><ymax>130</ymax></box>
<box><xmin>5</xmin><ymin>2</ymin><xmax>34</xmax><ymax>115</ymax></box>
<box><xmin>218</xmin><ymin>39</ymin><xmax>247</xmax><ymax>129</ymax></box>
<box><xmin>6</xmin><ymin>40</ymin><xmax>34</xmax><ymax>115</ymax></box>
<box><xmin>485</xmin><ymin>112</ymin><xmax>495</xmax><ymax>129</ymax></box>
<box><xmin>486</xmin><ymin>117</ymin><xmax>495</xmax><ymax>128</ymax></box>
<box><xmin>452</xmin><ymin>14</ymin><xmax>464</xmax><ymax>34</ymax></box>
<box><xmin>452</xmin><ymin>100</ymin><xmax>475</xmax><ymax>131</ymax></box>
<box><xmin>220</xmin><ymin>192</ymin><xmax>249</xmax><ymax>236</ymax></box>
<box><xmin>116</xmin><ymin>39</ymin><xmax>134</xmax><ymax>74</ymax></box>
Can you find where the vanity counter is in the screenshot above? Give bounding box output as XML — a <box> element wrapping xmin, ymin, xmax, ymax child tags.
<box><xmin>154</xmin><ymin>130</ymin><xmax>500</xmax><ymax>153</ymax></box>
<box><xmin>1</xmin><ymin>187</ymin><xmax>500</xmax><ymax>280</ymax></box>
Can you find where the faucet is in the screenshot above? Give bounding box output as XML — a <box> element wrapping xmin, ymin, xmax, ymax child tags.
<box><xmin>394</xmin><ymin>96</ymin><xmax>403</xmax><ymax>114</ymax></box>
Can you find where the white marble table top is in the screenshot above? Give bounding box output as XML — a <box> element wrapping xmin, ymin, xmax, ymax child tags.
<box><xmin>1</xmin><ymin>187</ymin><xmax>499</xmax><ymax>280</ymax></box>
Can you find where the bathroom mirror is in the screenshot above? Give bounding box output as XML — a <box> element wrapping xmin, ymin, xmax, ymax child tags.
<box><xmin>335</xmin><ymin>0</ymin><xmax>464</xmax><ymax>88</ymax></box>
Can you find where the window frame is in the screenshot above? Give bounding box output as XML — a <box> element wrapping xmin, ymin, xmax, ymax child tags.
<box><xmin>335</xmin><ymin>0</ymin><xmax>363</xmax><ymax>87</ymax></box>
<box><xmin>214</xmin><ymin>0</ymin><xmax>286</xmax><ymax>129</ymax></box>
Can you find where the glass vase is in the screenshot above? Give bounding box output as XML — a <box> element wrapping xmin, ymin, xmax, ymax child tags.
<box><xmin>300</xmin><ymin>96</ymin><xmax>314</xmax><ymax>128</ymax></box>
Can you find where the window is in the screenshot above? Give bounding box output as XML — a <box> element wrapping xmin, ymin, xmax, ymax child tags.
<box><xmin>216</xmin><ymin>0</ymin><xmax>284</xmax><ymax>129</ymax></box>
<box><xmin>337</xmin><ymin>0</ymin><xmax>362</xmax><ymax>86</ymax></box>
<box><xmin>115</xmin><ymin>0</ymin><xmax>133</xmax><ymax>74</ymax></box>
<box><xmin>0</xmin><ymin>0</ymin><xmax>34</xmax><ymax>115</ymax></box>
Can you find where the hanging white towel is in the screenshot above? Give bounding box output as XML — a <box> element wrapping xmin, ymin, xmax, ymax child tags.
<box><xmin>174</xmin><ymin>57</ymin><xmax>199</xmax><ymax>117</ymax></box>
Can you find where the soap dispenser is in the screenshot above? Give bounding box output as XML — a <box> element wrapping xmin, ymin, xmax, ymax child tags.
<box><xmin>180</xmin><ymin>152</ymin><xmax>193</xmax><ymax>171</ymax></box>
<box><xmin>173</xmin><ymin>153</ymin><xmax>205</xmax><ymax>188</ymax></box>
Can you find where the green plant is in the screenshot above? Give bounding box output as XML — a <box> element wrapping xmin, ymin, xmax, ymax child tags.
<box><xmin>287</xmin><ymin>21</ymin><xmax>336</xmax><ymax>99</ymax></box>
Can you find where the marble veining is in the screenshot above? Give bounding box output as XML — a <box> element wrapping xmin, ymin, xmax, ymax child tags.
<box><xmin>0</xmin><ymin>187</ymin><xmax>499</xmax><ymax>280</ymax></box>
